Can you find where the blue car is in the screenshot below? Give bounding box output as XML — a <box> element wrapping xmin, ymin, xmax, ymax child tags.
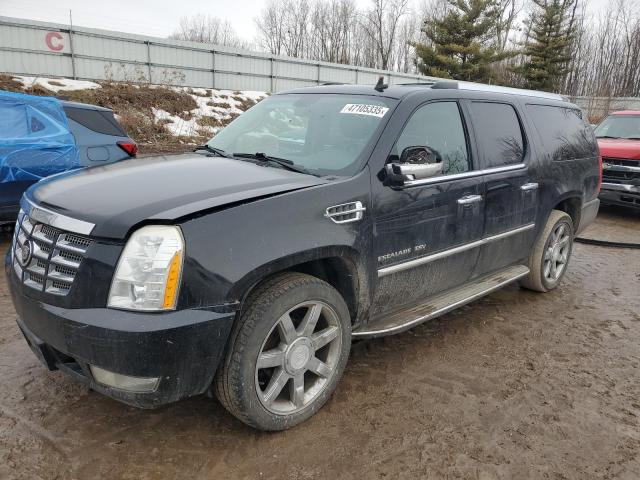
<box><xmin>1</xmin><ymin>90</ymin><xmax>136</xmax><ymax>225</ymax></box>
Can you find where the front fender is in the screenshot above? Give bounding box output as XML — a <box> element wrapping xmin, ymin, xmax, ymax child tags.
<box><xmin>175</xmin><ymin>170</ymin><xmax>374</xmax><ymax>313</ymax></box>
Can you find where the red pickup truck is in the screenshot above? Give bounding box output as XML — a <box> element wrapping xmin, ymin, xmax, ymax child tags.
<box><xmin>595</xmin><ymin>110</ymin><xmax>640</xmax><ymax>209</ymax></box>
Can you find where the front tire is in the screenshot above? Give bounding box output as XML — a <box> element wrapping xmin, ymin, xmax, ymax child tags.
<box><xmin>214</xmin><ymin>272</ymin><xmax>351</xmax><ymax>431</ymax></box>
<box><xmin>521</xmin><ymin>210</ymin><xmax>574</xmax><ymax>292</ymax></box>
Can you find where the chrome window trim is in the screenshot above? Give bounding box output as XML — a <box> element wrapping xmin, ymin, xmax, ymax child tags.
<box><xmin>378</xmin><ymin>223</ymin><xmax>535</xmax><ymax>277</ymax></box>
<box><xmin>402</xmin><ymin>163</ymin><xmax>526</xmax><ymax>188</ymax></box>
<box><xmin>21</xmin><ymin>197</ymin><xmax>95</xmax><ymax>236</ymax></box>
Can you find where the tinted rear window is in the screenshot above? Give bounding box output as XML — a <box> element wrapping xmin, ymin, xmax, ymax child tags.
<box><xmin>526</xmin><ymin>105</ymin><xmax>597</xmax><ymax>160</ymax></box>
<box><xmin>64</xmin><ymin>107</ymin><xmax>127</xmax><ymax>137</ymax></box>
<box><xmin>468</xmin><ymin>102</ymin><xmax>525</xmax><ymax>168</ymax></box>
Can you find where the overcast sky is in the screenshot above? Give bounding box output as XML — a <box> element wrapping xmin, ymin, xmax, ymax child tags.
<box><xmin>1</xmin><ymin>0</ymin><xmax>610</xmax><ymax>45</ymax></box>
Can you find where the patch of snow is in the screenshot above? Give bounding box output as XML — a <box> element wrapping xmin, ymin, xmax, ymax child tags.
<box><xmin>15</xmin><ymin>76</ymin><xmax>101</xmax><ymax>93</ymax></box>
<box><xmin>152</xmin><ymin>108</ymin><xmax>204</xmax><ymax>137</ymax></box>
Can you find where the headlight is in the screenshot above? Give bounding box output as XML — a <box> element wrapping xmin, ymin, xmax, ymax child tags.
<box><xmin>108</xmin><ymin>225</ymin><xmax>184</xmax><ymax>311</ymax></box>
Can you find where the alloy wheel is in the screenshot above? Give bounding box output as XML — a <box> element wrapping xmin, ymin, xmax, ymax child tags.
<box><xmin>255</xmin><ymin>301</ymin><xmax>342</xmax><ymax>415</ymax></box>
<box><xmin>543</xmin><ymin>222</ymin><xmax>571</xmax><ymax>281</ymax></box>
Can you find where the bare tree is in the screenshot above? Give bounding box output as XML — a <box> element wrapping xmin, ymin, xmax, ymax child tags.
<box><xmin>564</xmin><ymin>0</ymin><xmax>640</xmax><ymax>97</ymax></box>
<box><xmin>362</xmin><ymin>0</ymin><xmax>411</xmax><ymax>70</ymax></box>
<box><xmin>245</xmin><ymin>0</ymin><xmax>638</xmax><ymax>100</ymax></box>
<box><xmin>255</xmin><ymin>0</ymin><xmax>288</xmax><ymax>55</ymax></box>
<box><xmin>170</xmin><ymin>15</ymin><xmax>247</xmax><ymax>48</ymax></box>
<box><xmin>494</xmin><ymin>0</ymin><xmax>523</xmax><ymax>53</ymax></box>
<box><xmin>309</xmin><ymin>0</ymin><xmax>359</xmax><ymax>63</ymax></box>
<box><xmin>394</xmin><ymin>14</ymin><xmax>421</xmax><ymax>72</ymax></box>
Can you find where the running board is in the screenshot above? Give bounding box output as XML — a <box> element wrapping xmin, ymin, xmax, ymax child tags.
<box><xmin>353</xmin><ymin>265</ymin><xmax>530</xmax><ymax>339</ymax></box>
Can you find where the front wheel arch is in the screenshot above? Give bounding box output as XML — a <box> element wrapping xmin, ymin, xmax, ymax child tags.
<box><xmin>228</xmin><ymin>247</ymin><xmax>370</xmax><ymax>327</ymax></box>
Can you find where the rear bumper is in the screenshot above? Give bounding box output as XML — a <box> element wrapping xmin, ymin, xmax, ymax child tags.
<box><xmin>576</xmin><ymin>198</ymin><xmax>600</xmax><ymax>235</ymax></box>
<box><xmin>6</xmin><ymin>261</ymin><xmax>235</xmax><ymax>408</ymax></box>
<box><xmin>599</xmin><ymin>183</ymin><xmax>640</xmax><ymax>209</ymax></box>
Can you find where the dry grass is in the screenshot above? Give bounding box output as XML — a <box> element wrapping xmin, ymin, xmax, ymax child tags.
<box><xmin>225</xmin><ymin>112</ymin><xmax>241</xmax><ymax>124</ymax></box>
<box><xmin>62</xmin><ymin>82</ymin><xmax>197</xmax><ymax>118</ymax></box>
<box><xmin>116</xmin><ymin>111</ymin><xmax>174</xmax><ymax>146</ymax></box>
<box><xmin>198</xmin><ymin>116</ymin><xmax>224</xmax><ymax>128</ymax></box>
<box><xmin>187</xmin><ymin>87</ymin><xmax>211</xmax><ymax>97</ymax></box>
<box><xmin>236</xmin><ymin>97</ymin><xmax>258</xmax><ymax>111</ymax></box>
<box><xmin>0</xmin><ymin>75</ymin><xmax>52</xmax><ymax>96</ymax></box>
<box><xmin>0</xmin><ymin>74</ymin><xmax>24</xmax><ymax>92</ymax></box>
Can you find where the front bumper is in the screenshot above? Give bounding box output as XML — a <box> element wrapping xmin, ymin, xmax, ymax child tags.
<box><xmin>6</xmin><ymin>263</ymin><xmax>235</xmax><ymax>408</ymax></box>
<box><xmin>599</xmin><ymin>183</ymin><xmax>640</xmax><ymax>209</ymax></box>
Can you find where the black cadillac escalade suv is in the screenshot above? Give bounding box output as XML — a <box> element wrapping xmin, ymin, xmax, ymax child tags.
<box><xmin>5</xmin><ymin>81</ymin><xmax>600</xmax><ymax>431</ymax></box>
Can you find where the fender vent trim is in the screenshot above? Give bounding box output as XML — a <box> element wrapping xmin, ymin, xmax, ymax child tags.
<box><xmin>325</xmin><ymin>201</ymin><xmax>366</xmax><ymax>224</ymax></box>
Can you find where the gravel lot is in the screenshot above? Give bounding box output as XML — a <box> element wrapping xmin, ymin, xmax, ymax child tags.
<box><xmin>1</xmin><ymin>206</ymin><xmax>639</xmax><ymax>480</ymax></box>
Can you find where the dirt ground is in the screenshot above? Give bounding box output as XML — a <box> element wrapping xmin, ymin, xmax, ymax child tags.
<box><xmin>0</xmin><ymin>206</ymin><xmax>639</xmax><ymax>480</ymax></box>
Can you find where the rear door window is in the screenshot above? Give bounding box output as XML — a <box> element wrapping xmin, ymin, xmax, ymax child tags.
<box><xmin>468</xmin><ymin>102</ymin><xmax>525</xmax><ymax>168</ymax></box>
<box><xmin>526</xmin><ymin>104</ymin><xmax>597</xmax><ymax>160</ymax></box>
<box><xmin>63</xmin><ymin>107</ymin><xmax>126</xmax><ymax>137</ymax></box>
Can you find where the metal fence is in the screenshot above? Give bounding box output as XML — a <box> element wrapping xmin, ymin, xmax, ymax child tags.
<box><xmin>0</xmin><ymin>16</ymin><xmax>438</xmax><ymax>92</ymax></box>
<box><xmin>570</xmin><ymin>96</ymin><xmax>640</xmax><ymax>121</ymax></box>
<box><xmin>2</xmin><ymin>15</ymin><xmax>638</xmax><ymax>119</ymax></box>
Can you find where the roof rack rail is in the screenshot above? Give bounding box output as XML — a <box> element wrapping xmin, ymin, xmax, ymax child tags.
<box><xmin>397</xmin><ymin>81</ymin><xmax>437</xmax><ymax>86</ymax></box>
<box><xmin>431</xmin><ymin>80</ymin><xmax>566</xmax><ymax>101</ymax></box>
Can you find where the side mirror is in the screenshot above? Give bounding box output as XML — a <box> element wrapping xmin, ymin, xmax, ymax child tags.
<box><xmin>383</xmin><ymin>146</ymin><xmax>443</xmax><ymax>186</ymax></box>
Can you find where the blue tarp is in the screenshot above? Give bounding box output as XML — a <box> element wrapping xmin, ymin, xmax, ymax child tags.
<box><xmin>0</xmin><ymin>90</ymin><xmax>79</xmax><ymax>184</ymax></box>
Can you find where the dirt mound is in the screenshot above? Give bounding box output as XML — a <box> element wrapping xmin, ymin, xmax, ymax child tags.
<box><xmin>62</xmin><ymin>82</ymin><xmax>197</xmax><ymax>119</ymax></box>
<box><xmin>0</xmin><ymin>75</ymin><xmax>267</xmax><ymax>154</ymax></box>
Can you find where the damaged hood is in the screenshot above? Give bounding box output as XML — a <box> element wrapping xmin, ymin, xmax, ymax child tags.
<box><xmin>28</xmin><ymin>153</ymin><xmax>327</xmax><ymax>238</ymax></box>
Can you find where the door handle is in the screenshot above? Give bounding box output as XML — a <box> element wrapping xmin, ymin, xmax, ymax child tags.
<box><xmin>520</xmin><ymin>182</ymin><xmax>539</xmax><ymax>192</ymax></box>
<box><xmin>457</xmin><ymin>194</ymin><xmax>483</xmax><ymax>205</ymax></box>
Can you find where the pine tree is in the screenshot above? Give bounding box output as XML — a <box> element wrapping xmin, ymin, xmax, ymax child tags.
<box><xmin>515</xmin><ymin>0</ymin><xmax>578</xmax><ymax>92</ymax></box>
<box><xmin>413</xmin><ymin>0</ymin><xmax>507</xmax><ymax>83</ymax></box>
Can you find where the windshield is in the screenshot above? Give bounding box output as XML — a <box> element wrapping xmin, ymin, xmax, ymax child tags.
<box><xmin>595</xmin><ymin>115</ymin><xmax>640</xmax><ymax>140</ymax></box>
<box><xmin>206</xmin><ymin>93</ymin><xmax>396</xmax><ymax>176</ymax></box>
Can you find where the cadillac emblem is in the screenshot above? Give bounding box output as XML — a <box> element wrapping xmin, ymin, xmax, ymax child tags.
<box><xmin>19</xmin><ymin>240</ymin><xmax>33</xmax><ymax>267</ymax></box>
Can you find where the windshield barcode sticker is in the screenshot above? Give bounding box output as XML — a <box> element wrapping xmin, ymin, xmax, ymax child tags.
<box><xmin>340</xmin><ymin>104</ymin><xmax>389</xmax><ymax>118</ymax></box>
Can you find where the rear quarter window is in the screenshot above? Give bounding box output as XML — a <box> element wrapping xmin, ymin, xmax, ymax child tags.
<box><xmin>63</xmin><ymin>107</ymin><xmax>127</xmax><ymax>137</ymax></box>
<box><xmin>0</xmin><ymin>103</ymin><xmax>29</xmax><ymax>138</ymax></box>
<box><xmin>468</xmin><ymin>102</ymin><xmax>525</xmax><ymax>168</ymax></box>
<box><xmin>526</xmin><ymin>104</ymin><xmax>597</xmax><ymax>161</ymax></box>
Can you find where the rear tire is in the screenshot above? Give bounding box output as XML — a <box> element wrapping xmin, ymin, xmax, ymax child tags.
<box><xmin>521</xmin><ymin>210</ymin><xmax>574</xmax><ymax>292</ymax></box>
<box><xmin>214</xmin><ymin>272</ymin><xmax>351</xmax><ymax>431</ymax></box>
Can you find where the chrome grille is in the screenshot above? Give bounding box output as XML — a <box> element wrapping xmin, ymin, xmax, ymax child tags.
<box><xmin>602</xmin><ymin>157</ymin><xmax>640</xmax><ymax>184</ymax></box>
<box><xmin>12</xmin><ymin>209</ymin><xmax>92</xmax><ymax>296</ymax></box>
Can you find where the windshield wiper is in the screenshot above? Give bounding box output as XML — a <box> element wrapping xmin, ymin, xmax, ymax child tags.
<box><xmin>233</xmin><ymin>152</ymin><xmax>313</xmax><ymax>175</ymax></box>
<box><xmin>194</xmin><ymin>145</ymin><xmax>235</xmax><ymax>158</ymax></box>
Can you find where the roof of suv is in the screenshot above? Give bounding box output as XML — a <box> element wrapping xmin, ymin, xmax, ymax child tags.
<box><xmin>278</xmin><ymin>81</ymin><xmax>569</xmax><ymax>104</ymax></box>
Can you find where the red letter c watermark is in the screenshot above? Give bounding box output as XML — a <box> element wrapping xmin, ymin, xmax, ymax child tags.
<box><xmin>45</xmin><ymin>32</ymin><xmax>64</xmax><ymax>52</ymax></box>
